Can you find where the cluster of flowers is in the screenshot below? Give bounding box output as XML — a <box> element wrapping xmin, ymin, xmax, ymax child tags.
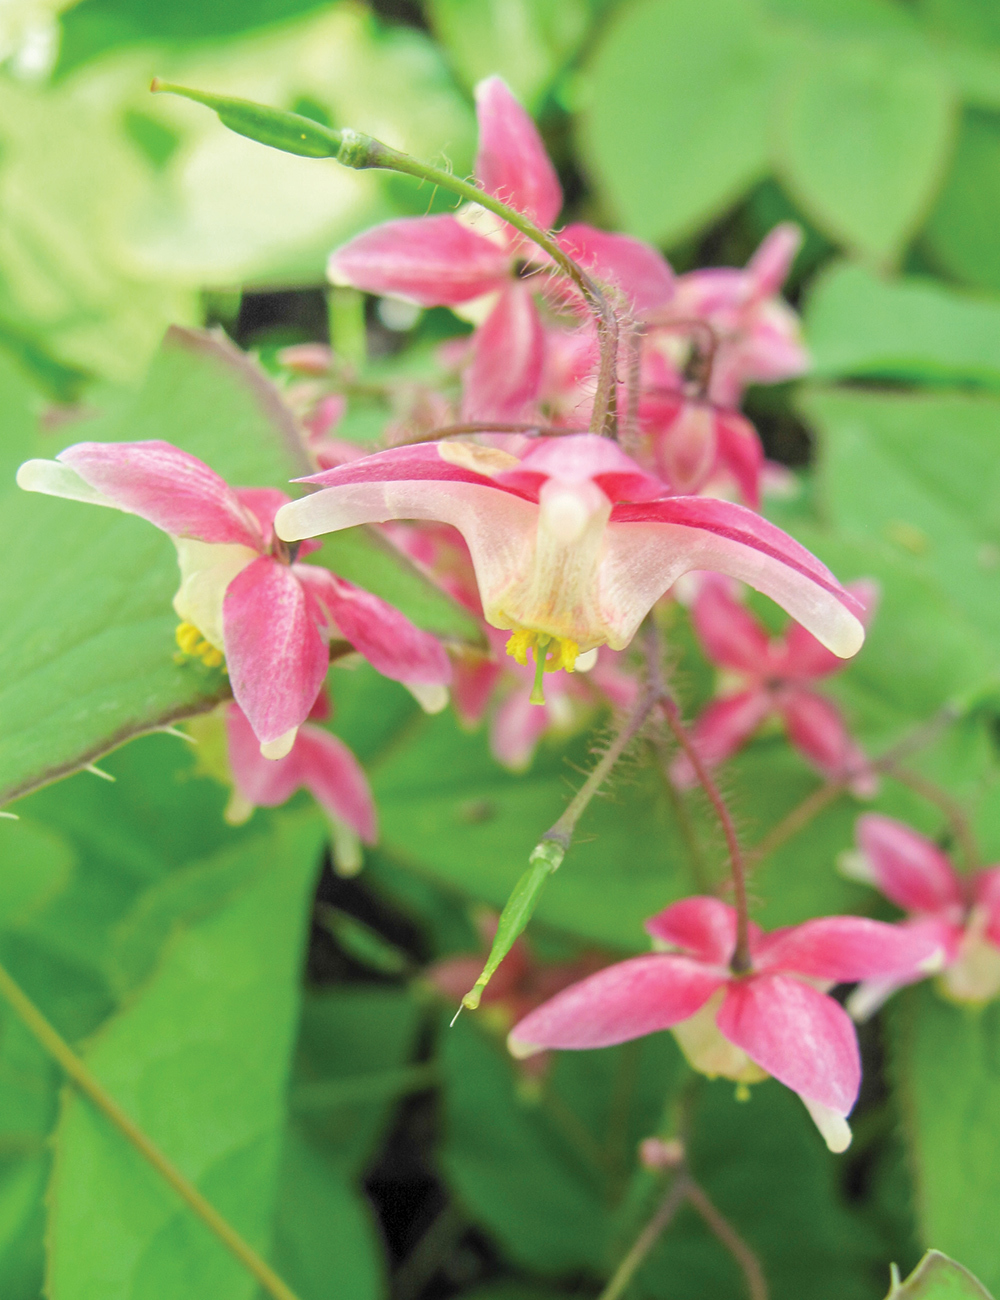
<box><xmin>17</xmin><ymin>77</ymin><xmax>994</xmax><ymax>1155</ymax></box>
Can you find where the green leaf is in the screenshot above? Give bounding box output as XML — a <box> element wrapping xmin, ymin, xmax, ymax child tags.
<box><xmin>775</xmin><ymin>25</ymin><xmax>956</xmax><ymax>264</ymax></box>
<box><xmin>891</xmin><ymin>987</ymin><xmax>1000</xmax><ymax>1296</ymax></box>
<box><xmin>578</xmin><ymin>0</ymin><xmax>777</xmax><ymax>243</ymax></box>
<box><xmin>271</xmin><ymin>1125</ymin><xmax>383</xmax><ymax>1300</ymax></box>
<box><xmin>427</xmin><ymin>0</ymin><xmax>590</xmax><ymax>107</ymax></box>
<box><xmin>925</xmin><ymin>110</ymin><xmax>1000</xmax><ymax>295</ymax></box>
<box><xmin>45</xmin><ymin>810</ymin><xmax>322</xmax><ymax>1300</ymax></box>
<box><xmin>886</xmin><ymin>1249</ymin><xmax>994</xmax><ymax>1300</ymax></box>
<box><xmin>805</xmin><ymin>261</ymin><xmax>1000</xmax><ymax>389</ymax></box>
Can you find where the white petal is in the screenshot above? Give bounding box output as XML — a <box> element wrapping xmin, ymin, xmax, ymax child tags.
<box><xmin>801</xmin><ymin>1096</ymin><xmax>852</xmax><ymax>1152</ymax></box>
<box><xmin>172</xmin><ymin>538</ymin><xmax>258</xmax><ymax>650</ymax></box>
<box><xmin>260</xmin><ymin>728</ymin><xmax>298</xmax><ymax>760</ymax></box>
<box><xmin>574</xmin><ymin>648</ymin><xmax>598</xmax><ymax>672</ymax></box>
<box><xmin>407</xmin><ymin>682</ymin><xmax>449</xmax><ymax>714</ymax></box>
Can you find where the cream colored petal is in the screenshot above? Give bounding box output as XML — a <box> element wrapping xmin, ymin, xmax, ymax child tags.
<box><xmin>671</xmin><ymin>991</ymin><xmax>769</xmax><ymax>1084</ymax></box>
<box><xmin>171</xmin><ymin>538</ymin><xmax>259</xmax><ymax>650</ymax></box>
<box><xmin>260</xmin><ymin>728</ymin><xmax>298</xmax><ymax>760</ymax></box>
<box><xmin>17</xmin><ymin>459</ymin><xmax>119</xmax><ymax>509</ymax></box>
<box><xmin>406</xmin><ymin>682</ymin><xmax>449</xmax><ymax>714</ymax></box>
<box><xmin>801</xmin><ymin>1097</ymin><xmax>852</xmax><ymax>1153</ymax></box>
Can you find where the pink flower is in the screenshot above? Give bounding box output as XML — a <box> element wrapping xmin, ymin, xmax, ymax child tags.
<box><xmin>672</xmin><ymin>575</ymin><xmax>876</xmax><ymax>792</ymax></box>
<box><xmin>327</xmin><ymin>77</ymin><xmax>673</xmax><ymax>421</ymax></box>
<box><xmin>508</xmin><ymin>896</ymin><xmax>941</xmax><ymax>1151</ymax></box>
<box><xmin>17</xmin><ymin>440</ymin><xmax>451</xmax><ymax>756</ymax></box>
<box><xmin>655</xmin><ymin>224</ymin><xmax>808</xmax><ymax>408</ymax></box>
<box><xmin>844</xmin><ymin>814</ymin><xmax>1000</xmax><ymax>1015</ymax></box>
<box><xmin>225</xmin><ymin>700</ymin><xmax>376</xmax><ymax>870</ymax></box>
<box><xmin>638</xmin><ymin>389</ymin><xmax>764</xmax><ymax>507</ymax></box>
<box><xmin>275</xmin><ymin>434</ymin><xmax>866</xmax><ymax>702</ymax></box>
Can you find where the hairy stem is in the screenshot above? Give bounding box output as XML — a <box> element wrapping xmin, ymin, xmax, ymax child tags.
<box><xmin>0</xmin><ymin>960</ymin><xmax>301</xmax><ymax>1300</ymax></box>
<box><xmin>400</xmin><ymin>420</ymin><xmax>588</xmax><ymax>446</ymax></box>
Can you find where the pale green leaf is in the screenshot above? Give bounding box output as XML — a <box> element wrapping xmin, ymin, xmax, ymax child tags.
<box><xmin>925</xmin><ymin>111</ymin><xmax>1000</xmax><ymax>295</ymax></box>
<box><xmin>886</xmin><ymin>1249</ymin><xmax>994</xmax><ymax>1300</ymax></box>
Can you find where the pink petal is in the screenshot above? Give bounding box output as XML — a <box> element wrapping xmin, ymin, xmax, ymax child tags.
<box><xmin>294</xmin><ymin>725</ymin><xmax>378</xmax><ymax>841</ymax></box>
<box><xmin>327</xmin><ymin>216</ymin><xmax>509</xmax><ymax>306</ymax></box>
<box><xmin>508</xmin><ymin>954</ymin><xmax>724</xmax><ymax>1053</ymax></box>
<box><xmin>234</xmin><ymin>487</ymin><xmax>292</xmax><ymax>546</ymax></box>
<box><xmin>779</xmin><ymin>689</ymin><xmax>868</xmax><ymax>784</ymax></box>
<box><xmin>58</xmin><ymin>441</ymin><xmax>261</xmax><ymax>547</ymax></box>
<box><xmin>975</xmin><ymin>867</ymin><xmax>1000</xmax><ymax>945</ymax></box>
<box><xmin>644</xmin><ymin>896</ymin><xmax>737</xmax><ymax>966</ymax></box>
<box><xmin>855</xmin><ymin>814</ymin><xmax>963</xmax><ymax>914</ymax></box>
<box><xmin>226</xmin><ymin>704</ymin><xmax>302</xmax><ymax>806</ymax></box>
<box><xmin>606</xmin><ymin>496</ymin><xmax>866</xmax><ymax>658</ymax></box>
<box><xmin>495</xmin><ymin>431</ymin><xmax>665</xmax><ymax>502</ymax></box>
<box><xmin>222</xmin><ymin>557</ymin><xmax>329</xmax><ymax>748</ymax></box>
<box><xmin>752</xmin><ymin>914</ymin><xmax>945</xmax><ymax>982</ymax></box>
<box><xmin>714</xmin><ymin>409</ymin><xmax>764</xmax><ymax>509</ymax></box>
<box><xmin>490</xmin><ymin>686</ymin><xmax>552</xmax><ymax>769</ymax></box>
<box><xmin>463</xmin><ymin>285</ymin><xmax>545</xmax><ymax>421</ymax></box>
<box><xmin>556</xmin><ymin>224</ymin><xmax>674</xmax><ymax>315</ymax></box>
<box><xmin>474</xmin><ymin>76</ymin><xmax>562</xmax><ymax>229</ymax></box>
<box><xmin>451</xmin><ymin>654</ymin><xmax>503</xmax><ymax>726</ymax></box>
<box><xmin>691</xmin><ymin>574</ymin><xmax>771</xmax><ymax>674</ymax></box>
<box><xmin>642</xmin><ymin>395</ymin><xmax>718</xmax><ymax>495</ymax></box>
<box><xmin>293</xmin><ymin>441</ymin><xmax>534</xmax><ymax>498</ymax></box>
<box><xmin>780</xmin><ymin>580</ymin><xmax>878</xmax><ymax>679</ymax></box>
<box><xmin>746</xmin><ymin>223</ymin><xmax>802</xmax><ymax>299</ymax></box>
<box><xmin>295</xmin><ymin>565</ymin><xmax>451</xmax><ymax>686</ymax></box>
<box><xmin>717</xmin><ymin>975</ymin><xmax>859</xmax><ymax>1115</ymax></box>
<box><xmin>670</xmin><ymin>690</ymin><xmax>773</xmax><ymax>788</ymax></box>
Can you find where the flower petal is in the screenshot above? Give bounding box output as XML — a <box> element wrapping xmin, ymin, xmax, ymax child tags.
<box><xmin>474</xmin><ymin>76</ymin><xmax>562</xmax><ymax>228</ymax></box>
<box><xmin>779</xmin><ymin>690</ymin><xmax>869</xmax><ymax>786</ymax></box>
<box><xmin>494</xmin><ymin>432</ymin><xmax>665</xmax><ymax>502</ymax></box>
<box><xmin>295</xmin><ymin>565</ymin><xmax>451</xmax><ymax>686</ymax></box>
<box><xmin>975</xmin><ymin>867</ymin><xmax>1000</xmax><ymax>945</ymax></box>
<box><xmin>855</xmin><ymin>813</ymin><xmax>963</xmax><ymax>914</ymax></box>
<box><xmin>753</xmin><ymin>914</ymin><xmax>945</xmax><ymax>982</ymax></box>
<box><xmin>644</xmin><ymin>896</ymin><xmax>737</xmax><ymax>966</ymax></box>
<box><xmin>670</xmin><ymin>690</ymin><xmax>773</xmax><ymax>789</ymax></box>
<box><xmin>327</xmin><ymin>215</ymin><xmax>509</xmax><ymax>305</ymax></box>
<box><xmin>691</xmin><ymin>575</ymin><xmax>771</xmax><ymax>674</ymax></box>
<box><xmin>780</xmin><ymin>580</ymin><xmax>878</xmax><ymax>679</ymax></box>
<box><xmin>603</xmin><ymin>496</ymin><xmax>866</xmax><ymax>657</ymax></box>
<box><xmin>508</xmin><ymin>954</ymin><xmax>724</xmax><ymax>1054</ymax></box>
<box><xmin>225</xmin><ymin>704</ymin><xmax>302</xmax><ymax>807</ymax></box>
<box><xmin>24</xmin><ymin>441</ymin><xmax>261</xmax><ymax>547</ymax></box>
<box><xmin>490</xmin><ymin>686</ymin><xmax>552</xmax><ymax>770</ymax></box>
<box><xmin>714</xmin><ymin>409</ymin><xmax>764</xmax><ymax>509</ymax></box>
<box><xmin>294</xmin><ymin>725</ymin><xmax>378</xmax><ymax>842</ymax></box>
<box><xmin>463</xmin><ymin>285</ymin><xmax>545</xmax><ymax>421</ymax></box>
<box><xmin>222</xmin><ymin>557</ymin><xmax>329</xmax><ymax>749</ymax></box>
<box><xmin>746</xmin><ymin>223</ymin><xmax>802</xmax><ymax>299</ymax></box>
<box><xmin>557</xmin><ymin>224</ymin><xmax>674</xmax><ymax>315</ymax></box>
<box><xmin>717</xmin><ymin>974</ymin><xmax>860</xmax><ymax>1115</ymax></box>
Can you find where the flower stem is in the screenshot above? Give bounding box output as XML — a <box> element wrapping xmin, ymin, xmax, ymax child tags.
<box><xmin>685</xmin><ymin>1180</ymin><xmax>768</xmax><ymax>1300</ymax></box>
<box><xmin>0</xmin><ymin>959</ymin><xmax>301</xmax><ymax>1300</ymax></box>
<box><xmin>400</xmin><ymin>421</ymin><xmax>589</xmax><ymax>445</ymax></box>
<box><xmin>890</xmin><ymin>767</ymin><xmax>981</xmax><ymax>871</ymax></box>
<box><xmin>598</xmin><ymin>1176</ymin><xmax>689</xmax><ymax>1300</ymax></box>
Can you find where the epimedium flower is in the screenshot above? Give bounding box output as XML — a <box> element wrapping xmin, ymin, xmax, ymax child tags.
<box><xmin>843</xmin><ymin>814</ymin><xmax>1000</xmax><ymax>1015</ymax></box>
<box><xmin>225</xmin><ymin>698</ymin><xmax>376</xmax><ymax>875</ymax></box>
<box><xmin>507</xmin><ymin>896</ymin><xmax>942</xmax><ymax>1151</ymax></box>
<box><xmin>672</xmin><ymin>574</ymin><xmax>876</xmax><ymax>793</ymax></box>
<box><xmin>16</xmin><ymin>440</ymin><xmax>451</xmax><ymax>757</ymax></box>
<box><xmin>651</xmin><ymin>223</ymin><xmax>808</xmax><ymax>409</ymax></box>
<box><xmin>327</xmin><ymin>76</ymin><xmax>674</xmax><ymax>421</ymax></box>
<box><xmin>274</xmin><ymin>433</ymin><xmax>867</xmax><ymax>703</ymax></box>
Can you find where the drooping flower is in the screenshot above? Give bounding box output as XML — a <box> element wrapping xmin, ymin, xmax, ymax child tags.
<box><xmin>508</xmin><ymin>896</ymin><xmax>941</xmax><ymax>1151</ymax></box>
<box><xmin>652</xmin><ymin>223</ymin><xmax>808</xmax><ymax>408</ymax></box>
<box><xmin>327</xmin><ymin>77</ymin><xmax>674</xmax><ymax>421</ymax></box>
<box><xmin>275</xmin><ymin>434</ymin><xmax>866</xmax><ymax>702</ymax></box>
<box><xmin>225</xmin><ymin>699</ymin><xmax>376</xmax><ymax>872</ymax></box>
<box><xmin>844</xmin><ymin>814</ymin><xmax>1000</xmax><ymax>1015</ymax></box>
<box><xmin>638</xmin><ymin>388</ymin><xmax>764</xmax><ymax>507</ymax></box>
<box><xmin>672</xmin><ymin>574</ymin><xmax>876</xmax><ymax>792</ymax></box>
<box><xmin>17</xmin><ymin>440</ymin><xmax>451</xmax><ymax>756</ymax></box>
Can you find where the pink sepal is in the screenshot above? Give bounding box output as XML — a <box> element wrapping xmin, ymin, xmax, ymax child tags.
<box><xmin>780</xmin><ymin>690</ymin><xmax>873</xmax><ymax>791</ymax></box>
<box><xmin>691</xmin><ymin>575</ymin><xmax>771</xmax><ymax>674</ymax></box>
<box><xmin>717</xmin><ymin>974</ymin><xmax>859</xmax><ymax>1114</ymax></box>
<box><xmin>975</xmin><ymin>868</ymin><xmax>1000</xmax><ymax>945</ymax></box>
<box><xmin>753</xmin><ymin>915</ymin><xmax>943</xmax><ymax>982</ymax></box>
<box><xmin>644</xmin><ymin>896</ymin><xmax>736</xmax><ymax>966</ymax></box>
<box><xmin>780</xmin><ymin>581</ymin><xmax>878</xmax><ymax>679</ymax></box>
<box><xmin>508</xmin><ymin>954</ymin><xmax>724</xmax><ymax>1051</ymax></box>
<box><xmin>670</xmin><ymin>690</ymin><xmax>772</xmax><ymax>788</ymax></box>
<box><xmin>328</xmin><ymin>215</ymin><xmax>508</xmax><ymax>305</ymax></box>
<box><xmin>234</xmin><ymin>487</ymin><xmax>292</xmax><ymax>547</ymax></box>
<box><xmin>474</xmin><ymin>76</ymin><xmax>562</xmax><ymax>229</ymax></box>
<box><xmin>59</xmin><ymin>441</ymin><xmax>261</xmax><ymax>547</ymax></box>
<box><xmin>451</xmin><ymin>655</ymin><xmax>503</xmax><ymax>726</ymax></box>
<box><xmin>463</xmin><ymin>285</ymin><xmax>545</xmax><ymax>421</ymax></box>
<box><xmin>747</xmin><ymin>223</ymin><xmax>803</xmax><ymax>298</ymax></box>
<box><xmin>490</xmin><ymin>688</ymin><xmax>553</xmax><ymax>769</ymax></box>
<box><xmin>856</xmin><ymin>814</ymin><xmax>963</xmax><ymax>914</ymax></box>
<box><xmin>300</xmin><ymin>440</ymin><xmax>531</xmax><ymax>495</ymax></box>
<box><xmin>496</xmin><ymin>432</ymin><xmax>665</xmax><ymax>502</ymax></box>
<box><xmin>226</xmin><ymin>705</ymin><xmax>376</xmax><ymax>841</ymax></box>
<box><xmin>557</xmin><ymin>225</ymin><xmax>674</xmax><ymax>315</ymax></box>
<box><xmin>715</xmin><ymin>409</ymin><xmax>764</xmax><ymax>509</ymax></box>
<box><xmin>297</xmin><ymin>565</ymin><xmax>451</xmax><ymax>686</ymax></box>
<box><xmin>223</xmin><ymin>557</ymin><xmax>329</xmax><ymax>748</ymax></box>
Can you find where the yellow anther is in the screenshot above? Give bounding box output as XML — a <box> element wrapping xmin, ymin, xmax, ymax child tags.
<box><xmin>504</xmin><ymin>629</ymin><xmax>581</xmax><ymax>704</ymax></box>
<box><xmin>175</xmin><ymin>621</ymin><xmax>225</xmax><ymax>671</ymax></box>
<box><xmin>505</xmin><ymin>629</ymin><xmax>535</xmax><ymax>667</ymax></box>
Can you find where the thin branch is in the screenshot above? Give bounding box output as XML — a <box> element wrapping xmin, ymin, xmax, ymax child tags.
<box><xmin>0</xmin><ymin>959</ymin><xmax>301</xmax><ymax>1300</ymax></box>
<box><xmin>890</xmin><ymin>767</ymin><xmax>981</xmax><ymax>871</ymax></box>
<box><xmin>397</xmin><ymin>420</ymin><xmax>588</xmax><ymax>447</ymax></box>
<box><xmin>686</xmin><ymin>1180</ymin><xmax>768</xmax><ymax>1300</ymax></box>
<box><xmin>598</xmin><ymin>1177</ymin><xmax>688</xmax><ymax>1300</ymax></box>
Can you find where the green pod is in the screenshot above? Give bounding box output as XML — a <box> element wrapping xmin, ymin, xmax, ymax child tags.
<box><xmin>150</xmin><ymin>80</ymin><xmax>343</xmax><ymax>159</ymax></box>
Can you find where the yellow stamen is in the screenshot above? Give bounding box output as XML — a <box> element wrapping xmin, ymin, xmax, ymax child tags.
<box><xmin>504</xmin><ymin>629</ymin><xmax>581</xmax><ymax>705</ymax></box>
<box><xmin>175</xmin><ymin>621</ymin><xmax>226</xmax><ymax>671</ymax></box>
